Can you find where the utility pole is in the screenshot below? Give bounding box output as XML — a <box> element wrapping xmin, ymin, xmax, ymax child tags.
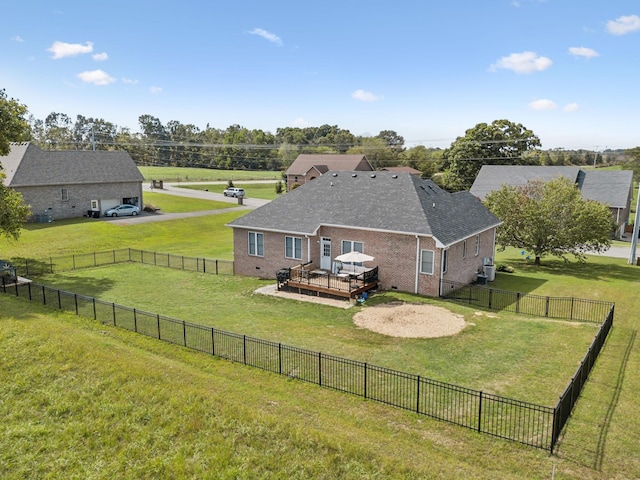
<box><xmin>628</xmin><ymin>180</ymin><xmax>640</xmax><ymax>265</ymax></box>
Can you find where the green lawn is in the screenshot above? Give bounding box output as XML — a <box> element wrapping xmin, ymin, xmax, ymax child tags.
<box><xmin>139</xmin><ymin>166</ymin><xmax>282</xmax><ymax>182</ymax></box>
<box><xmin>143</xmin><ymin>191</ymin><xmax>236</xmax><ymax>213</ymax></box>
<box><xmin>32</xmin><ymin>262</ymin><xmax>598</xmax><ymax>405</ymax></box>
<box><xmin>1</xmin><ymin>189</ymin><xmax>640</xmax><ymax>478</ymax></box>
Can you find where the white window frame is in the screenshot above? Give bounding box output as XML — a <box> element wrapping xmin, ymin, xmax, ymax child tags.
<box><xmin>474</xmin><ymin>234</ymin><xmax>480</xmax><ymax>256</ymax></box>
<box><xmin>341</xmin><ymin>240</ymin><xmax>364</xmax><ymax>254</ymax></box>
<box><xmin>248</xmin><ymin>231</ymin><xmax>264</xmax><ymax>257</ymax></box>
<box><xmin>61</xmin><ymin>188</ymin><xmax>69</xmax><ymax>201</ymax></box>
<box><xmin>420</xmin><ymin>249</ymin><xmax>435</xmax><ymax>275</ymax></box>
<box><xmin>285</xmin><ymin>236</ymin><xmax>302</xmax><ymax>260</ymax></box>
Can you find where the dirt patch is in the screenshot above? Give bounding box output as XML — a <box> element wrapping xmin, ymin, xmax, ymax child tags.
<box><xmin>353</xmin><ymin>302</ymin><xmax>467</xmax><ymax>338</ymax></box>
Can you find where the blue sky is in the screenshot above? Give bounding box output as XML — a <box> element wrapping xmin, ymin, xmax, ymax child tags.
<box><xmin>1</xmin><ymin>1</ymin><xmax>639</xmax><ymax>150</ymax></box>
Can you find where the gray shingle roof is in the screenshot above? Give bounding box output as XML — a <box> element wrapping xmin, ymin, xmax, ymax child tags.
<box><xmin>285</xmin><ymin>154</ymin><xmax>373</xmax><ymax>175</ymax></box>
<box><xmin>229</xmin><ymin>171</ymin><xmax>501</xmax><ymax>247</ymax></box>
<box><xmin>470</xmin><ymin>165</ymin><xmax>633</xmax><ymax>208</ymax></box>
<box><xmin>1</xmin><ymin>142</ymin><xmax>144</xmax><ymax>187</ymax></box>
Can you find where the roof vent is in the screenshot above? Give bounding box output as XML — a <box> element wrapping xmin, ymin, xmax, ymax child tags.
<box><xmin>351</xmin><ymin>173</ymin><xmax>357</xmax><ymax>177</ymax></box>
<box><xmin>370</xmin><ymin>174</ymin><xmax>376</xmax><ymax>178</ymax></box>
<box><xmin>392</xmin><ymin>174</ymin><xmax>398</xmax><ymax>179</ymax></box>
<box><xmin>332</xmin><ymin>173</ymin><xmax>338</xmax><ymax>177</ymax></box>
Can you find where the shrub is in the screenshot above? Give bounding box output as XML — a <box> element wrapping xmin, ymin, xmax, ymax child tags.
<box><xmin>496</xmin><ymin>264</ymin><xmax>515</xmax><ymax>273</ymax></box>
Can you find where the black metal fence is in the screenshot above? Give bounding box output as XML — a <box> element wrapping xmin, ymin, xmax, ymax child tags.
<box><xmin>0</xmin><ymin>257</ymin><xmax>615</xmax><ymax>453</ymax></box>
<box><xmin>441</xmin><ymin>280</ymin><xmax>611</xmax><ymax>323</ymax></box>
<box><xmin>9</xmin><ymin>248</ymin><xmax>234</xmax><ymax>277</ymax></box>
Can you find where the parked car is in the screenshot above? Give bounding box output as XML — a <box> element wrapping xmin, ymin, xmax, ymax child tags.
<box><xmin>223</xmin><ymin>187</ymin><xmax>245</xmax><ymax>197</ymax></box>
<box><xmin>104</xmin><ymin>204</ymin><xmax>140</xmax><ymax>217</ymax></box>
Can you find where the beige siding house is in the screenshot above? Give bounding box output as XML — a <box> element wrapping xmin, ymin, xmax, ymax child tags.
<box><xmin>285</xmin><ymin>154</ymin><xmax>373</xmax><ymax>191</ymax></box>
<box><xmin>1</xmin><ymin>143</ymin><xmax>144</xmax><ymax>221</ymax></box>
<box><xmin>228</xmin><ymin>171</ymin><xmax>501</xmax><ymax>297</ymax></box>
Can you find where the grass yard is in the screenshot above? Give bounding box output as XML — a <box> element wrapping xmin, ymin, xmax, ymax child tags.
<box><xmin>33</xmin><ymin>262</ymin><xmax>599</xmax><ymax>405</ymax></box>
<box><xmin>177</xmin><ymin>182</ymin><xmax>282</xmax><ymax>201</ymax></box>
<box><xmin>139</xmin><ymin>166</ymin><xmax>282</xmax><ymax>182</ymax></box>
<box><xmin>1</xmin><ymin>185</ymin><xmax>640</xmax><ymax>478</ymax></box>
<box><xmin>143</xmin><ymin>191</ymin><xmax>235</xmax><ymax>213</ymax></box>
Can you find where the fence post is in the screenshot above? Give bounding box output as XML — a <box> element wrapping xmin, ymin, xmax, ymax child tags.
<box><xmin>416</xmin><ymin>375</ymin><xmax>421</xmax><ymax>413</ymax></box>
<box><xmin>364</xmin><ymin>363</ymin><xmax>368</xmax><ymax>399</ymax></box>
<box><xmin>157</xmin><ymin>314</ymin><xmax>161</xmax><ymax>339</ymax></box>
<box><xmin>50</xmin><ymin>257</ymin><xmax>53</xmax><ymax>274</ymax></box>
<box><xmin>488</xmin><ymin>289</ymin><xmax>493</xmax><ymax>310</ymax></box>
<box><xmin>243</xmin><ymin>335</ymin><xmax>247</xmax><ymax>364</ymax></box>
<box><xmin>203</xmin><ymin>258</ymin><xmax>206</xmax><ymax>274</ymax></box>
<box><xmin>545</xmin><ymin>297</ymin><xmax>550</xmax><ymax>317</ymax></box>
<box><xmin>570</xmin><ymin>297</ymin><xmax>574</xmax><ymax>320</ymax></box>
<box><xmin>478</xmin><ymin>391</ymin><xmax>483</xmax><ymax>433</ymax></box>
<box><xmin>57</xmin><ymin>290</ymin><xmax>61</xmax><ymax>310</ymax></box>
<box><xmin>112</xmin><ymin>303</ymin><xmax>116</xmax><ymax>326</ymax></box>
<box><xmin>28</xmin><ymin>282</ymin><xmax>32</xmax><ymax>301</ymax></box>
<box><xmin>134</xmin><ymin>309</ymin><xmax>138</xmax><ymax>332</ymax></box>
<box><xmin>216</xmin><ymin>260</ymin><xmax>219</xmax><ymax>275</ymax></box>
<box><xmin>211</xmin><ymin>328</ymin><xmax>215</xmax><ymax>355</ymax></box>
<box><xmin>74</xmin><ymin>294</ymin><xmax>78</xmax><ymax>315</ymax></box>
<box><xmin>182</xmin><ymin>256</ymin><xmax>185</xmax><ymax>270</ymax></box>
<box><xmin>318</xmin><ymin>352</ymin><xmax>322</xmax><ymax>386</ymax></box>
<box><xmin>154</xmin><ymin>251</ymin><xmax>157</xmax><ymax>266</ymax></box>
<box><xmin>73</xmin><ymin>254</ymin><xmax>76</xmax><ymax>270</ymax></box>
<box><xmin>42</xmin><ymin>285</ymin><xmax>46</xmax><ymax>305</ymax></box>
<box><xmin>278</xmin><ymin>343</ymin><xmax>282</xmax><ymax>374</ymax></box>
<box><xmin>516</xmin><ymin>292</ymin><xmax>520</xmax><ymax>314</ymax></box>
<box><xmin>94</xmin><ymin>252</ymin><xmax>97</xmax><ymax>267</ymax></box>
<box><xmin>183</xmin><ymin>320</ymin><xmax>187</xmax><ymax>346</ymax></box>
<box><xmin>93</xmin><ymin>298</ymin><xmax>96</xmax><ymax>320</ymax></box>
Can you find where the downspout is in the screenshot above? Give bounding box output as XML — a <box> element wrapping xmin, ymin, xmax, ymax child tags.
<box><xmin>414</xmin><ymin>236</ymin><xmax>420</xmax><ymax>294</ymax></box>
<box><xmin>439</xmin><ymin>248</ymin><xmax>447</xmax><ymax>297</ymax></box>
<box><xmin>306</xmin><ymin>236</ymin><xmax>311</xmax><ymax>263</ymax></box>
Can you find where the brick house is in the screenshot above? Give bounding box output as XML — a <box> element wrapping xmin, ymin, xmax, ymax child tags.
<box><xmin>1</xmin><ymin>142</ymin><xmax>144</xmax><ymax>221</ymax></box>
<box><xmin>470</xmin><ymin>165</ymin><xmax>634</xmax><ymax>239</ymax></box>
<box><xmin>228</xmin><ymin>171</ymin><xmax>501</xmax><ymax>297</ymax></box>
<box><xmin>285</xmin><ymin>154</ymin><xmax>373</xmax><ymax>191</ymax></box>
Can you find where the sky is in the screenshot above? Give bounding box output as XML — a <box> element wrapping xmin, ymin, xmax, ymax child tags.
<box><xmin>1</xmin><ymin>1</ymin><xmax>639</xmax><ymax>151</ymax></box>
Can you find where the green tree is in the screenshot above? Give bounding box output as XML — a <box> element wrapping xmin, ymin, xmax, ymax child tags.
<box><xmin>0</xmin><ymin>89</ymin><xmax>30</xmax><ymax>155</ymax></box>
<box><xmin>0</xmin><ymin>171</ymin><xmax>31</xmax><ymax>241</ymax></box>
<box><xmin>442</xmin><ymin>119</ymin><xmax>541</xmax><ymax>190</ymax></box>
<box><xmin>622</xmin><ymin>146</ymin><xmax>640</xmax><ymax>180</ymax></box>
<box><xmin>484</xmin><ymin>177</ymin><xmax>615</xmax><ymax>265</ymax></box>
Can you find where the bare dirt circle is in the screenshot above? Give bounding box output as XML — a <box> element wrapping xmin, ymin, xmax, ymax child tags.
<box><xmin>353</xmin><ymin>302</ymin><xmax>467</xmax><ymax>338</ymax></box>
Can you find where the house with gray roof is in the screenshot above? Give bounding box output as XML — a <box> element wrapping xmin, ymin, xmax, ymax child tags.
<box><xmin>228</xmin><ymin>171</ymin><xmax>501</xmax><ymax>297</ymax></box>
<box><xmin>1</xmin><ymin>142</ymin><xmax>144</xmax><ymax>221</ymax></box>
<box><xmin>285</xmin><ymin>154</ymin><xmax>373</xmax><ymax>191</ymax></box>
<box><xmin>470</xmin><ymin>165</ymin><xmax>634</xmax><ymax>238</ymax></box>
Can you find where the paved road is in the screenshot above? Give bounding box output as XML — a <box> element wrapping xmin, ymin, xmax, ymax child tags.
<box><xmin>105</xmin><ymin>181</ymin><xmax>271</xmax><ymax>225</ymax></box>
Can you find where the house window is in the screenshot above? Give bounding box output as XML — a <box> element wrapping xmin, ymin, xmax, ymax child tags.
<box><xmin>462</xmin><ymin>240</ymin><xmax>467</xmax><ymax>259</ymax></box>
<box><xmin>61</xmin><ymin>188</ymin><xmax>69</xmax><ymax>201</ymax></box>
<box><xmin>442</xmin><ymin>249</ymin><xmax>448</xmax><ymax>273</ymax></box>
<box><xmin>285</xmin><ymin>236</ymin><xmax>302</xmax><ymax>260</ymax></box>
<box><xmin>341</xmin><ymin>240</ymin><xmax>363</xmax><ymax>255</ymax></box>
<box><xmin>420</xmin><ymin>250</ymin><xmax>434</xmax><ymax>275</ymax></box>
<box><xmin>248</xmin><ymin>232</ymin><xmax>264</xmax><ymax>257</ymax></box>
<box><xmin>475</xmin><ymin>235</ymin><xmax>480</xmax><ymax>256</ymax></box>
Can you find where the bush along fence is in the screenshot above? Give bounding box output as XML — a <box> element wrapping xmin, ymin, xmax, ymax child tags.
<box><xmin>0</xmin><ymin>256</ymin><xmax>614</xmax><ymax>453</ymax></box>
<box><xmin>8</xmin><ymin>248</ymin><xmax>234</xmax><ymax>277</ymax></box>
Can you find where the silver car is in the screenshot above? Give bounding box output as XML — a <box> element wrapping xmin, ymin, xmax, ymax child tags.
<box><xmin>104</xmin><ymin>204</ymin><xmax>140</xmax><ymax>217</ymax></box>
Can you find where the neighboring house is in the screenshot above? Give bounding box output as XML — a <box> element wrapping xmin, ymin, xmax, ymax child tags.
<box><xmin>285</xmin><ymin>154</ymin><xmax>373</xmax><ymax>191</ymax></box>
<box><xmin>470</xmin><ymin>165</ymin><xmax>634</xmax><ymax>238</ymax></box>
<box><xmin>381</xmin><ymin>166</ymin><xmax>422</xmax><ymax>176</ymax></box>
<box><xmin>1</xmin><ymin>142</ymin><xmax>144</xmax><ymax>221</ymax></box>
<box><xmin>228</xmin><ymin>171</ymin><xmax>501</xmax><ymax>297</ymax></box>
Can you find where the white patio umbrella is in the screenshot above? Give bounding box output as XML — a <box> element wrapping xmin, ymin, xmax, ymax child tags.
<box><xmin>334</xmin><ymin>251</ymin><xmax>374</xmax><ymax>273</ymax></box>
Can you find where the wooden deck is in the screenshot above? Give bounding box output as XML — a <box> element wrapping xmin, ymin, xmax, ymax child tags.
<box><xmin>277</xmin><ymin>265</ymin><xmax>378</xmax><ymax>299</ymax></box>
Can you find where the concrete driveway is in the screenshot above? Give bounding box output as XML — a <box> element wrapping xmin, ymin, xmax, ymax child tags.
<box><xmin>105</xmin><ymin>181</ymin><xmax>271</xmax><ymax>225</ymax></box>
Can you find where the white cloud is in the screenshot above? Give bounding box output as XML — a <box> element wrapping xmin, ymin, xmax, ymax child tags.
<box><xmin>568</xmin><ymin>46</ymin><xmax>599</xmax><ymax>59</ymax></box>
<box><xmin>528</xmin><ymin>99</ymin><xmax>557</xmax><ymax>110</ymax></box>
<box><xmin>606</xmin><ymin>15</ymin><xmax>640</xmax><ymax>35</ymax></box>
<box><xmin>48</xmin><ymin>41</ymin><xmax>93</xmax><ymax>59</ymax></box>
<box><xmin>249</xmin><ymin>28</ymin><xmax>283</xmax><ymax>46</ymax></box>
<box><xmin>92</xmin><ymin>52</ymin><xmax>108</xmax><ymax>61</ymax></box>
<box><xmin>290</xmin><ymin>117</ymin><xmax>311</xmax><ymax>128</ymax></box>
<box><xmin>489</xmin><ymin>51</ymin><xmax>552</xmax><ymax>74</ymax></box>
<box><xmin>352</xmin><ymin>89</ymin><xmax>382</xmax><ymax>102</ymax></box>
<box><xmin>149</xmin><ymin>86</ymin><xmax>163</xmax><ymax>94</ymax></box>
<box><xmin>563</xmin><ymin>103</ymin><xmax>579</xmax><ymax>112</ymax></box>
<box><xmin>11</xmin><ymin>36</ymin><xmax>23</xmax><ymax>42</ymax></box>
<box><xmin>122</xmin><ymin>77</ymin><xmax>139</xmax><ymax>85</ymax></box>
<box><xmin>77</xmin><ymin>69</ymin><xmax>115</xmax><ymax>86</ymax></box>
